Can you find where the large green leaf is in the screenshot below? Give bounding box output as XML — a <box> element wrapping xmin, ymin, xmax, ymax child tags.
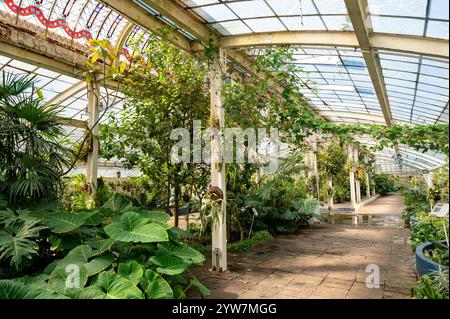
<box><xmin>58</xmin><ymin>245</ymin><xmax>92</xmax><ymax>266</ymax></box>
<box><xmin>0</xmin><ymin>219</ymin><xmax>45</xmax><ymax>270</ymax></box>
<box><xmin>149</xmin><ymin>252</ymin><xmax>189</xmax><ymax>276</ymax></box>
<box><xmin>39</xmin><ymin>212</ymin><xmax>94</xmax><ymax>233</ymax></box>
<box><xmin>85</xmin><ymin>255</ymin><xmax>114</xmax><ymax>276</ymax></box>
<box><xmin>132</xmin><ymin>208</ymin><xmax>170</xmax><ymax>223</ymax></box>
<box><xmin>102</xmin><ymin>193</ymin><xmax>133</xmax><ymax>212</ymax></box>
<box><xmin>90</xmin><ymin>270</ymin><xmax>144</xmax><ymax>299</ymax></box>
<box><xmin>12</xmin><ymin>274</ymin><xmax>49</xmax><ymax>290</ymax></box>
<box><xmin>189</xmin><ymin>277</ymin><xmax>210</xmax><ymax>297</ymax></box>
<box><xmin>90</xmin><ymin>238</ymin><xmax>116</xmax><ymax>256</ymax></box>
<box><xmin>0</xmin><ymin>280</ymin><xmax>69</xmax><ymax>299</ymax></box>
<box><xmin>104</xmin><ymin>212</ymin><xmax>168</xmax><ymax>243</ymax></box>
<box><xmin>159</xmin><ymin>242</ymin><xmax>205</xmax><ymax>265</ymax></box>
<box><xmin>169</xmin><ymin>227</ymin><xmax>193</xmax><ymax>239</ymax></box>
<box><xmin>48</xmin><ymin>265</ymin><xmax>89</xmax><ymax>295</ymax></box>
<box><xmin>47</xmin><ymin>245</ymin><xmax>97</xmax><ymax>295</ymax></box>
<box><xmin>118</xmin><ymin>261</ymin><xmax>143</xmax><ymax>285</ymax></box>
<box><xmin>142</xmin><ymin>270</ymin><xmax>173</xmax><ymax>299</ymax></box>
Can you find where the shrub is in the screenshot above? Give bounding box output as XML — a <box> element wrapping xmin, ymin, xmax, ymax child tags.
<box><xmin>413</xmin><ymin>269</ymin><xmax>449</xmax><ymax>299</ymax></box>
<box><xmin>411</xmin><ymin>215</ymin><xmax>449</xmax><ymax>250</ymax></box>
<box><xmin>0</xmin><ymin>194</ymin><xmax>208</xmax><ymax>299</ymax></box>
<box><xmin>373</xmin><ymin>174</ymin><xmax>395</xmax><ymax>196</ymax></box>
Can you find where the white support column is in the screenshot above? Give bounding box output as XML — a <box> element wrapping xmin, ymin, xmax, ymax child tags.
<box><xmin>354</xmin><ymin>148</ymin><xmax>362</xmax><ymax>204</ymax></box>
<box><xmin>327</xmin><ymin>176</ymin><xmax>334</xmax><ymax>211</ymax></box>
<box><xmin>365</xmin><ymin>171</ymin><xmax>371</xmax><ymax>198</ymax></box>
<box><xmin>348</xmin><ymin>145</ymin><xmax>357</xmax><ymax>208</ymax></box>
<box><xmin>210</xmin><ymin>48</ymin><xmax>227</xmax><ymax>272</ymax></box>
<box><xmin>365</xmin><ymin>156</ymin><xmax>371</xmax><ymax>198</ymax></box>
<box><xmin>423</xmin><ymin>170</ymin><xmax>433</xmax><ymax>188</ymax></box>
<box><xmin>348</xmin><ymin>145</ymin><xmax>358</xmax><ymax>224</ymax></box>
<box><xmin>86</xmin><ymin>81</ymin><xmax>100</xmax><ymax>196</ymax></box>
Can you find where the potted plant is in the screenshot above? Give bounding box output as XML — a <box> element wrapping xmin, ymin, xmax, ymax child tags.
<box><xmin>416</xmin><ymin>240</ymin><xmax>449</xmax><ymax>277</ymax></box>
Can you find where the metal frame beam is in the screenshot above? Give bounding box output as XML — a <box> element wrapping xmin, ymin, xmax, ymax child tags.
<box><xmin>360</xmin><ymin>140</ymin><xmax>446</xmax><ymax>167</ymax></box>
<box><xmin>345</xmin><ymin>0</ymin><xmax>392</xmax><ymax>127</ymax></box>
<box><xmin>374</xmin><ymin>154</ymin><xmax>430</xmax><ymax>170</ymax></box>
<box><xmin>46</xmin><ymin>81</ymin><xmax>87</xmax><ymax>106</ymax></box>
<box><xmin>55</xmin><ymin>117</ymin><xmax>88</xmax><ymax>129</ymax></box>
<box><xmin>99</xmin><ymin>0</ymin><xmax>193</xmax><ymax>53</ymax></box>
<box><xmin>319</xmin><ymin>111</ymin><xmax>386</xmax><ymax>123</ymax></box>
<box><xmin>219</xmin><ymin>32</ymin><xmax>449</xmax><ymax>58</ymax></box>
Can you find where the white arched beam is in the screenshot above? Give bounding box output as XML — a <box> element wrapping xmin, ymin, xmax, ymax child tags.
<box><xmin>320</xmin><ymin>111</ymin><xmax>387</xmax><ymax>123</ymax></box>
<box><xmin>219</xmin><ymin>32</ymin><xmax>448</xmax><ymax>59</ymax></box>
<box><xmin>374</xmin><ymin>154</ymin><xmax>430</xmax><ymax>170</ymax></box>
<box><xmin>359</xmin><ymin>139</ymin><xmax>446</xmax><ymax>168</ymax></box>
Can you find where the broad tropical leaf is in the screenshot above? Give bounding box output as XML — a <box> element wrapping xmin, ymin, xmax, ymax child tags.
<box><xmin>12</xmin><ymin>274</ymin><xmax>49</xmax><ymax>290</ymax></box>
<box><xmin>47</xmin><ymin>245</ymin><xmax>94</xmax><ymax>294</ymax></box>
<box><xmin>0</xmin><ymin>280</ymin><xmax>69</xmax><ymax>299</ymax></box>
<box><xmin>104</xmin><ymin>212</ymin><xmax>168</xmax><ymax>243</ymax></box>
<box><xmin>90</xmin><ymin>238</ymin><xmax>116</xmax><ymax>256</ymax></box>
<box><xmin>90</xmin><ymin>270</ymin><xmax>144</xmax><ymax>299</ymax></box>
<box><xmin>57</xmin><ymin>245</ymin><xmax>92</xmax><ymax>266</ymax></box>
<box><xmin>158</xmin><ymin>242</ymin><xmax>205</xmax><ymax>264</ymax></box>
<box><xmin>102</xmin><ymin>193</ymin><xmax>132</xmax><ymax>212</ymax></box>
<box><xmin>118</xmin><ymin>261</ymin><xmax>144</xmax><ymax>285</ymax></box>
<box><xmin>142</xmin><ymin>270</ymin><xmax>173</xmax><ymax>299</ymax></box>
<box><xmin>38</xmin><ymin>211</ymin><xmax>94</xmax><ymax>233</ymax></box>
<box><xmin>0</xmin><ymin>219</ymin><xmax>45</xmax><ymax>270</ymax></box>
<box><xmin>189</xmin><ymin>277</ymin><xmax>210</xmax><ymax>297</ymax></box>
<box><xmin>169</xmin><ymin>227</ymin><xmax>193</xmax><ymax>239</ymax></box>
<box><xmin>132</xmin><ymin>208</ymin><xmax>170</xmax><ymax>223</ymax></box>
<box><xmin>85</xmin><ymin>255</ymin><xmax>114</xmax><ymax>276</ymax></box>
<box><xmin>48</xmin><ymin>265</ymin><xmax>89</xmax><ymax>295</ymax></box>
<box><xmin>149</xmin><ymin>252</ymin><xmax>189</xmax><ymax>276</ymax></box>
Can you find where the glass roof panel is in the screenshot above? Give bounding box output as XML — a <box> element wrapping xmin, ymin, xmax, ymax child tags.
<box><xmin>429</xmin><ymin>0</ymin><xmax>450</xmax><ymax>20</ymax></box>
<box><xmin>179</xmin><ymin>0</ymin><xmax>351</xmax><ymax>34</ymax></box>
<box><xmin>368</xmin><ymin>0</ymin><xmax>449</xmax><ymax>39</ymax></box>
<box><xmin>378</xmin><ymin>51</ymin><xmax>449</xmax><ymax>124</ymax></box>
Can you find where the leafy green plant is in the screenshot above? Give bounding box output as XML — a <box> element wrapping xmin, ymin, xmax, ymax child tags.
<box><xmin>0</xmin><ymin>209</ymin><xmax>46</xmax><ymax>271</ymax></box>
<box><xmin>0</xmin><ymin>71</ymin><xmax>70</xmax><ymax>203</ymax></box>
<box><xmin>0</xmin><ymin>194</ymin><xmax>209</xmax><ymax>299</ymax></box>
<box><xmin>413</xmin><ymin>269</ymin><xmax>449</xmax><ymax>299</ymax></box>
<box><xmin>402</xmin><ymin>185</ymin><xmax>428</xmax><ymax>206</ymax></box>
<box><xmin>245</xmin><ymin>156</ymin><xmax>322</xmax><ymax>234</ymax></box>
<box><xmin>373</xmin><ymin>174</ymin><xmax>395</xmax><ymax>196</ymax></box>
<box><xmin>424</xmin><ymin>242</ymin><xmax>449</xmax><ymax>267</ymax></box>
<box><xmin>411</xmin><ymin>216</ymin><xmax>449</xmax><ymax>250</ymax></box>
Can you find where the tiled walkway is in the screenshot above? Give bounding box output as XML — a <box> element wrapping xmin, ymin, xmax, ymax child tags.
<box><xmin>189</xmin><ymin>194</ymin><xmax>416</xmax><ymax>299</ymax></box>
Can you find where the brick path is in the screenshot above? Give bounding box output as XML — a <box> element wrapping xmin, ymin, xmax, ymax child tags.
<box><xmin>188</xmin><ymin>194</ymin><xmax>417</xmax><ymax>299</ymax></box>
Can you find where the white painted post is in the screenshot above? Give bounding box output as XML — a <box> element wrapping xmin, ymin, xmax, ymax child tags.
<box><xmin>348</xmin><ymin>144</ymin><xmax>357</xmax><ymax>208</ymax></box>
<box><xmin>423</xmin><ymin>170</ymin><xmax>433</xmax><ymax>188</ymax></box>
<box><xmin>354</xmin><ymin>148</ymin><xmax>362</xmax><ymax>204</ymax></box>
<box><xmin>328</xmin><ymin>176</ymin><xmax>334</xmax><ymax>211</ymax></box>
<box><xmin>365</xmin><ymin>156</ymin><xmax>371</xmax><ymax>198</ymax></box>
<box><xmin>348</xmin><ymin>145</ymin><xmax>358</xmax><ymax>224</ymax></box>
<box><xmin>210</xmin><ymin>48</ymin><xmax>227</xmax><ymax>272</ymax></box>
<box><xmin>86</xmin><ymin>81</ymin><xmax>100</xmax><ymax>197</ymax></box>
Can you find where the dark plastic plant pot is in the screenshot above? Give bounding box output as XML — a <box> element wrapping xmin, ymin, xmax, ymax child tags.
<box><xmin>415</xmin><ymin>240</ymin><xmax>449</xmax><ymax>277</ymax></box>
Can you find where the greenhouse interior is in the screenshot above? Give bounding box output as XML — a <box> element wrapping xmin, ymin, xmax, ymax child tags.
<box><xmin>0</xmin><ymin>0</ymin><xmax>449</xmax><ymax>302</ymax></box>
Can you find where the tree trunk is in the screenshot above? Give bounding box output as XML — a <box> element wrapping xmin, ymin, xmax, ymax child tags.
<box><xmin>166</xmin><ymin>168</ymin><xmax>171</xmax><ymax>219</ymax></box>
<box><xmin>174</xmin><ymin>183</ymin><xmax>180</xmax><ymax>228</ymax></box>
<box><xmin>186</xmin><ymin>186</ymin><xmax>192</xmax><ymax>231</ymax></box>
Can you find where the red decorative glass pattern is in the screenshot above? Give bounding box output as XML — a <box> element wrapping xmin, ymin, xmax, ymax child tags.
<box><xmin>5</xmin><ymin>0</ymin><xmax>93</xmax><ymax>40</ymax></box>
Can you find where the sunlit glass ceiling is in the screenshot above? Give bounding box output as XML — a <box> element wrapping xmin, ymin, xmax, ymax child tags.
<box><xmin>0</xmin><ymin>0</ymin><xmax>448</xmax><ymax>173</ymax></box>
<box><xmin>176</xmin><ymin>0</ymin><xmax>448</xmax><ymax>39</ymax></box>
